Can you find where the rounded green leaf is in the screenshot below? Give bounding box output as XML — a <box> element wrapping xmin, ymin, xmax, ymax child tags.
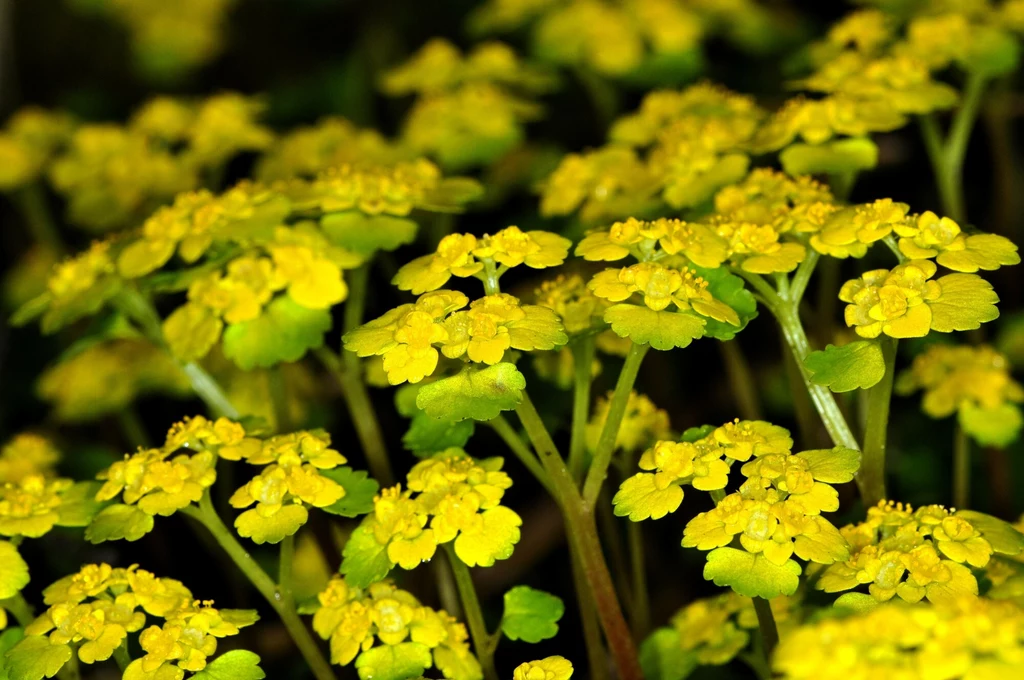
<box><xmin>319</xmin><ymin>467</ymin><xmax>380</xmax><ymax>518</ymax></box>
<box><xmin>612</xmin><ymin>474</ymin><xmax>684</xmax><ymax>522</ymax></box>
<box><xmin>415</xmin><ymin>363</ymin><xmax>526</xmax><ymax>422</ymax></box>
<box><xmin>0</xmin><ymin>542</ymin><xmax>29</xmax><ymax>600</ymax></box>
<box><xmin>955</xmin><ymin>510</ymin><xmax>1024</xmax><ymax>556</ymax></box>
<box><xmin>958</xmin><ymin>403</ymin><xmax>1022</xmax><ymax>447</ymax></box>
<box><xmin>222</xmin><ymin>296</ymin><xmax>332</xmax><ymax>369</ymax></box>
<box><xmin>702</xmin><ymin>547</ymin><xmax>801</xmax><ymax>598</ymax></box>
<box><xmin>84</xmin><ymin>503</ymin><xmax>155</xmax><ymax>544</ymax></box>
<box><xmin>403</xmin><ymin>412</ymin><xmax>476</xmax><ymax>456</ymax></box>
<box><xmin>804</xmin><ymin>340</ymin><xmax>885</xmax><ymax>393</ymax></box>
<box><xmin>191</xmin><ymin>650</ymin><xmax>266</xmax><ymax>680</ymax></box>
<box><xmin>501</xmin><ymin>586</ymin><xmax>565</xmax><ymax>643</ymax></box>
<box><xmin>690</xmin><ymin>265</ymin><xmax>758</xmax><ymax>341</ymax></box>
<box><xmin>639</xmin><ymin>628</ymin><xmax>699</xmax><ymax>680</ymax></box>
<box><xmin>795</xmin><ymin>447</ymin><xmax>862</xmax><ymax>484</ymax></box>
<box><xmin>321</xmin><ymin>213</ymin><xmax>418</xmax><ymax>255</ymax></box>
<box><xmin>780</xmin><ymin>138</ymin><xmax>878</xmax><ymax>176</ymax></box>
<box><xmin>5</xmin><ymin>636</ymin><xmax>71</xmax><ymax>680</ymax></box>
<box><xmin>355</xmin><ymin>642</ymin><xmax>432</xmax><ymax>680</ymax></box>
<box><xmin>341</xmin><ymin>519</ymin><xmax>395</xmax><ymax>588</ymax></box>
<box><xmin>603</xmin><ymin>304</ymin><xmax>706</xmax><ymax>351</ymax></box>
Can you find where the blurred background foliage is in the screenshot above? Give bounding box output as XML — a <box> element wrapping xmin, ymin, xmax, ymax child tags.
<box><xmin>1</xmin><ymin>1</ymin><xmax>1023</xmax><ymax>678</ymax></box>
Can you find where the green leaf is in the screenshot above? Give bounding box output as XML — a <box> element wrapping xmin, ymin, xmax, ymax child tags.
<box><xmin>421</xmin><ymin>178</ymin><xmax>485</xmax><ymax>212</ymax></box>
<box><xmin>55</xmin><ymin>481</ymin><xmax>108</xmax><ymax>527</ymax></box>
<box><xmin>320</xmin><ymin>213</ymin><xmax>418</xmax><ymax>255</ymax></box>
<box><xmin>222</xmin><ymin>296</ymin><xmax>332</xmax><ymax>369</ymax></box>
<box><xmin>355</xmin><ymin>642</ymin><xmax>432</xmax><ymax>680</ymax></box>
<box><xmin>0</xmin><ymin>628</ymin><xmax>25</xmax><ymax>679</ymax></box>
<box><xmin>680</xmin><ymin>425</ymin><xmax>715</xmax><ymax>443</ymax></box>
<box><xmin>319</xmin><ymin>467</ymin><xmax>380</xmax><ymax>518</ymax></box>
<box><xmin>403</xmin><ymin>412</ymin><xmax>476</xmax><ymax>456</ymax></box>
<box><xmin>956</xmin><ymin>510</ymin><xmax>1024</xmax><ymax>556</ymax></box>
<box><xmin>501</xmin><ymin>586</ymin><xmax>565</xmax><ymax>643</ymax></box>
<box><xmin>961</xmin><ymin>27</ymin><xmax>1021</xmax><ymax>77</ymax></box>
<box><xmin>795</xmin><ymin>447</ymin><xmax>862</xmax><ymax>484</ymax></box>
<box><xmin>84</xmin><ymin>503</ymin><xmax>155</xmax><ymax>543</ymax></box>
<box><xmin>702</xmin><ymin>547</ymin><xmax>801</xmax><ymax>598</ymax></box>
<box><xmin>690</xmin><ymin>265</ymin><xmax>758</xmax><ymax>341</ymax></box>
<box><xmin>639</xmin><ymin>628</ymin><xmax>698</xmax><ymax>680</ymax></box>
<box><xmin>415</xmin><ymin>363</ymin><xmax>526</xmax><ymax>422</ymax></box>
<box><xmin>779</xmin><ymin>138</ymin><xmax>878</xmax><ymax>176</ymax></box>
<box><xmin>804</xmin><ymin>341</ymin><xmax>885</xmax><ymax>393</ymax></box>
<box><xmin>340</xmin><ymin>519</ymin><xmax>394</xmax><ymax>588</ymax></box>
<box><xmin>0</xmin><ymin>542</ymin><xmax>29</xmax><ymax>600</ymax></box>
<box><xmin>9</xmin><ymin>294</ymin><xmax>51</xmax><ymax>328</ymax></box>
<box><xmin>832</xmin><ymin>592</ymin><xmax>879</xmax><ymax>613</ymax></box>
<box><xmin>5</xmin><ymin>636</ymin><xmax>71</xmax><ymax>680</ymax></box>
<box><xmin>191</xmin><ymin>650</ymin><xmax>266</xmax><ymax>680</ymax></box>
<box><xmin>958</xmin><ymin>403</ymin><xmax>1023</xmax><ymax>447</ymax></box>
<box><xmin>603</xmin><ymin>304</ymin><xmax>706</xmax><ymax>351</ymax></box>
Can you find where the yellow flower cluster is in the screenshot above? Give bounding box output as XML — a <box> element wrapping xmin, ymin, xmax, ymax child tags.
<box><xmin>0</xmin><ymin>433</ymin><xmax>60</xmax><ymax>483</ymax></box>
<box><xmin>613</xmin><ymin>418</ymin><xmax>789</xmax><ymax>521</ymax></box>
<box><xmin>394</xmin><ymin>226</ymin><xmax>571</xmax><ymax>295</ymax></box>
<box><xmin>0</xmin><ymin>475</ymin><xmax>73</xmax><ymax>538</ymax></box>
<box><xmin>534</xmin><ymin>274</ymin><xmax>610</xmax><ymax>336</ymax></box>
<box><xmin>35</xmin><ymin>239</ymin><xmax>122</xmax><ymax>334</ymax></box>
<box><xmin>513</xmin><ymin>656</ymin><xmax>573</xmax><ymax>680</ymax></box>
<box><xmin>775</xmin><ymin>596</ymin><xmax>1024</xmax><ymax>680</ymax></box>
<box><xmin>85</xmin><ymin>0</ymin><xmax>237</xmax><ymax>79</ymax></box>
<box><xmin>346</xmin><ymin>288</ymin><xmax>567</xmax><ymax>385</ymax></box>
<box><xmin>897</xmin><ymin>344</ymin><xmax>1023</xmax><ymax>427</ymax></box>
<box><xmin>575</xmin><ymin>216</ymin><xmax>728</xmax><ymax>269</ymax></box>
<box><xmin>48</xmin><ymin>93</ymin><xmax>272</xmax><ymax>233</ymax></box>
<box><xmin>674</xmin><ymin>421</ymin><xmax>855</xmax><ymax>569</ymax></box>
<box><xmin>0</xmin><ymin>107</ymin><xmax>75</xmax><ymax>192</ymax></box>
<box><xmin>751</xmin><ymin>94</ymin><xmax>905</xmax><ymax>154</ymax></box>
<box><xmin>586</xmin><ymin>390</ymin><xmax>671</xmax><ymax>457</ymax></box>
<box><xmin>589</xmin><ymin>262</ymin><xmax>739</xmax><ymax>325</ymax></box>
<box><xmin>313</xmin><ymin>577</ymin><xmax>481</xmax><ymax>678</ymax></box>
<box><xmin>256</xmin><ymin>117</ymin><xmax>413</xmax><ymax>181</ymax></box>
<box><xmin>224</xmin><ymin>429</ymin><xmax>348</xmax><ymax>544</ymax></box>
<box><xmin>895</xmin><ymin>211</ymin><xmax>1021</xmax><ymax>272</ymax></box>
<box><xmin>37</xmin><ymin>338</ymin><xmax>191</xmax><ymax>422</ymax></box>
<box><xmin>839</xmin><ymin>259</ymin><xmax>999</xmax><ymax>339</ymax></box>
<box><xmin>15</xmin><ymin>563</ymin><xmax>256</xmax><ymax>676</ymax></box>
<box><xmin>366</xmin><ymin>449</ymin><xmax>521</xmax><ymax>569</ymax></box>
<box><xmin>818</xmin><ymin>501</ymin><xmax>1000</xmax><ymax>604</ymax></box>
<box><xmin>96</xmin><ymin>416</ymin><xmax>240</xmax><ymax>517</ymax></box>
<box><xmin>383</xmin><ymin>40</ymin><xmax>552</xmax><ymax>171</ymax></box>
<box><xmin>541</xmin><ymin>83</ymin><xmax>764</xmax><ymax>221</ymax></box>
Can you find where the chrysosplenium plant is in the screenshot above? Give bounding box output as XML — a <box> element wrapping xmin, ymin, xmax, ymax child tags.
<box><xmin>4</xmin><ymin>1</ymin><xmax>1024</xmax><ymax>679</ymax></box>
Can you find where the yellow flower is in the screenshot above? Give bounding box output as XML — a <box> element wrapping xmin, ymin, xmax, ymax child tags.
<box><xmin>711</xmin><ymin>419</ymin><xmax>793</xmax><ymax>462</ymax></box>
<box><xmin>513</xmin><ymin>656</ymin><xmax>573</xmax><ymax>680</ymax></box>
<box><xmin>39</xmin><ymin>239</ymin><xmax>121</xmax><ymax>333</ymax></box>
<box><xmin>372</xmin><ymin>486</ymin><xmax>437</xmax><ymax>569</ymax></box>
<box><xmin>97</xmin><ymin>447</ymin><xmax>217</xmax><ymax>517</ymax></box>
<box><xmin>588</xmin><ymin>262</ymin><xmax>739</xmax><ymax>324</ymax></box>
<box><xmin>472</xmin><ymin>226</ymin><xmax>571</xmax><ymax>270</ymax></box>
<box><xmin>896</xmin><ymin>344</ymin><xmax>1023</xmax><ymax>419</ymax></box>
<box><xmin>394</xmin><ymin>234</ymin><xmax>483</xmax><ymax>294</ymax></box>
<box><xmin>230</xmin><ymin>464</ymin><xmax>343</xmax><ymax>544</ymax></box>
<box><xmin>840</xmin><ymin>260</ymin><xmax>1000</xmax><ymax>339</ymax></box>
<box><xmin>894</xmin><ymin>211</ymin><xmax>1020</xmax><ymax>272</ymax></box>
<box><xmin>0</xmin><ymin>434</ymin><xmax>60</xmax><ymax>483</ymax></box>
<box><xmin>716</xmin><ymin>220</ymin><xmax>806</xmax><ymax>274</ymax></box>
<box><xmin>116</xmin><ymin>190</ymin><xmax>219</xmax><ymax>278</ymax></box>
<box><xmin>585</xmin><ymin>391</ymin><xmax>671</xmax><ymax>455</ymax></box>
<box><xmin>810</xmin><ymin>198</ymin><xmax>910</xmax><ymax>259</ymax></box>
<box><xmin>613</xmin><ymin>439</ymin><xmax>729</xmax><ymax>521</ymax></box>
<box><xmin>540</xmin><ymin>146</ymin><xmax>659</xmax><ymax>223</ymax></box>
<box><xmin>534</xmin><ymin>274</ymin><xmax>609</xmax><ymax>335</ymax></box>
<box><xmin>269</xmin><ymin>224</ymin><xmax>362</xmax><ymax>309</ymax></box>
<box><xmin>441</xmin><ymin>294</ymin><xmax>567</xmax><ymax>364</ymax></box>
<box><xmin>344</xmin><ymin>290</ymin><xmax>470</xmax><ymax>385</ymax></box>
<box><xmin>0</xmin><ymin>474</ymin><xmax>72</xmax><ymax>537</ymax></box>
<box><xmin>186</xmin><ymin>92</ymin><xmax>274</xmax><ymax>168</ymax></box>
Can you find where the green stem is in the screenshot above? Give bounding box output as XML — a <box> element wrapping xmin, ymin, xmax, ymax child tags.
<box><xmin>268</xmin><ymin>367</ymin><xmax>293</xmax><ymax>433</ymax></box>
<box><xmin>718</xmin><ymin>341</ymin><xmax>762</xmax><ymax>421</ymax></box>
<box><xmin>860</xmin><ymin>337</ymin><xmax>896</xmax><ymax>507</ymax></box>
<box><xmin>626</xmin><ymin>519</ymin><xmax>649</xmax><ymax>639</ymax></box>
<box><xmin>115</xmin><ymin>287</ymin><xmax>240</xmax><ymax>419</ymax></box>
<box><xmin>954</xmin><ymin>422</ymin><xmax>971</xmax><ymax>510</ymax></box>
<box><xmin>182</xmin><ymin>492</ymin><xmax>336</xmax><ymax>680</ymax></box>
<box><xmin>709</xmin><ymin>488</ymin><xmax>727</xmax><ymax>506</ymax></box>
<box><xmin>443</xmin><ymin>545</ymin><xmax>499</xmax><ymax>680</ymax></box>
<box><xmin>14</xmin><ymin>183</ymin><xmax>64</xmax><ymax>254</ymax></box>
<box><xmin>789</xmin><ymin>251</ymin><xmax>820</xmax><ymax>307</ymax></box>
<box><xmin>488</xmin><ymin>414</ymin><xmax>553</xmax><ymax>494</ymax></box>
<box><xmin>828</xmin><ymin>171</ymin><xmax>858</xmax><ymax>202</ymax></box>
<box><xmin>434</xmin><ymin>550</ymin><xmax>463</xmax><ymax>621</ymax></box>
<box><xmin>113</xmin><ymin>641</ymin><xmax>131</xmax><ymax>672</ymax></box>
<box><xmin>568</xmin><ymin>335</ymin><xmax>597</xmax><ymax>483</ymax></box>
<box><xmin>117</xmin><ymin>407</ymin><xmax>150</xmax><ymax>450</ymax></box>
<box><xmin>1</xmin><ymin>592</ymin><xmax>34</xmax><ymax>627</ymax></box>
<box><xmin>279</xmin><ymin>533</ymin><xmax>296</xmax><ymax>610</ymax></box>
<box><xmin>582</xmin><ymin>343</ymin><xmax>649</xmax><ymax>508</ymax></box>
<box><xmin>515</xmin><ymin>394</ymin><xmax>642</xmax><ymax>680</ymax></box>
<box><xmin>751</xmin><ymin>597</ymin><xmax>779</xmax><ymax>661</ymax></box>
<box><xmin>569</xmin><ymin>548</ymin><xmax>609</xmax><ymax>680</ymax></box>
<box><xmin>315</xmin><ymin>347</ymin><xmax>394</xmax><ymax>488</ymax></box>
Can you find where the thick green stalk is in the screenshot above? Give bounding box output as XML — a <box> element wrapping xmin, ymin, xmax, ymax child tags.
<box><xmin>954</xmin><ymin>423</ymin><xmax>971</xmax><ymax>510</ymax></box>
<box><xmin>279</xmin><ymin>533</ymin><xmax>296</xmax><ymax>611</ymax></box>
<box><xmin>1</xmin><ymin>592</ymin><xmax>34</xmax><ymax>627</ymax></box>
<box><xmin>488</xmin><ymin>414</ymin><xmax>553</xmax><ymax>494</ymax></box>
<box><xmin>568</xmin><ymin>335</ymin><xmax>597</xmax><ymax>483</ymax></box>
<box><xmin>626</xmin><ymin>520</ymin><xmax>649</xmax><ymax>639</ymax></box>
<box><xmin>182</xmin><ymin>492</ymin><xmax>336</xmax><ymax>680</ymax></box>
<box><xmin>113</xmin><ymin>642</ymin><xmax>131</xmax><ymax>671</ymax></box>
<box><xmin>751</xmin><ymin>598</ymin><xmax>779</xmax><ymax>667</ymax></box>
<box><xmin>860</xmin><ymin>337</ymin><xmax>896</xmax><ymax>507</ymax></box>
<box><xmin>14</xmin><ymin>183</ymin><xmax>64</xmax><ymax>254</ymax></box>
<box><xmin>515</xmin><ymin>394</ymin><xmax>642</xmax><ymax>680</ymax></box>
<box><xmin>582</xmin><ymin>343</ymin><xmax>650</xmax><ymax>507</ymax></box>
<box><xmin>569</xmin><ymin>549</ymin><xmax>609</xmax><ymax>680</ymax></box>
<box><xmin>444</xmin><ymin>545</ymin><xmax>498</xmax><ymax>680</ymax></box>
<box><xmin>315</xmin><ymin>346</ymin><xmax>394</xmax><ymax>487</ymax></box>
<box><xmin>115</xmin><ymin>288</ymin><xmax>240</xmax><ymax>419</ymax></box>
